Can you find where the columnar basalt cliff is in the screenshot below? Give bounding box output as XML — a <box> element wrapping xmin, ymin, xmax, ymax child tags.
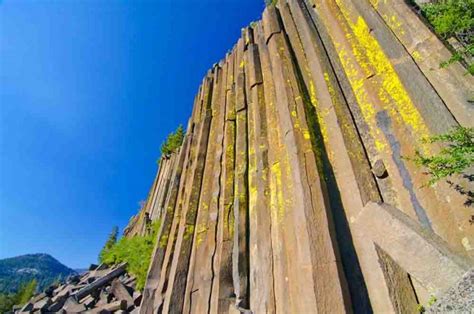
<box><xmin>125</xmin><ymin>1</ymin><xmax>474</xmax><ymax>313</ymax></box>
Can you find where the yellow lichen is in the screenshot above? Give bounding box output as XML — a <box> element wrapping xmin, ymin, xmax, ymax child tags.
<box><xmin>335</xmin><ymin>1</ymin><xmax>430</xmax><ymax>153</ymax></box>
<box><xmin>309</xmin><ymin>80</ymin><xmax>318</xmax><ymax>108</ymax></box>
<box><xmin>270</xmin><ymin>162</ymin><xmax>285</xmax><ymax>223</ymax></box>
<box><xmin>383</xmin><ymin>14</ymin><xmax>405</xmax><ymax>36</ymax></box>
<box><xmin>412</xmin><ymin>50</ymin><xmax>422</xmax><ymax>62</ymax></box>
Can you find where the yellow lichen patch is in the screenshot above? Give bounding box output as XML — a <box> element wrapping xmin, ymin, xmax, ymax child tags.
<box><xmin>248</xmin><ymin>125</ymin><xmax>257</xmax><ymax>216</ymax></box>
<box><xmin>270</xmin><ymin>162</ymin><xmax>285</xmax><ymax>224</ymax></box>
<box><xmin>183</xmin><ymin>224</ymin><xmax>195</xmax><ymax>240</ymax></box>
<box><xmin>249</xmin><ymin>147</ymin><xmax>256</xmax><ymax>157</ymax></box>
<box><xmin>336</xmin><ymin>46</ymin><xmax>386</xmax><ymax>152</ymax></box>
<box><xmin>309</xmin><ymin>80</ymin><xmax>318</xmax><ymax>108</ymax></box>
<box><xmin>195</xmin><ymin>224</ymin><xmax>208</xmax><ymax>246</ymax></box>
<box><xmin>240</xmin><ymin>60</ymin><xmax>245</xmax><ymax>69</ymax></box>
<box><xmin>368</xmin><ymin>0</ymin><xmax>386</xmax><ymax>8</ymax></box>
<box><xmin>412</xmin><ymin>50</ymin><xmax>422</xmax><ymax>62</ymax></box>
<box><xmin>159</xmin><ymin>234</ymin><xmax>169</xmax><ymax>248</ymax></box>
<box><xmin>302</xmin><ymin>129</ymin><xmax>311</xmax><ymax>140</ymax></box>
<box><xmin>249</xmin><ymin>182</ymin><xmax>258</xmax><ymax>215</ymax></box>
<box><xmin>317</xmin><ymin>111</ymin><xmax>329</xmax><ymax>144</ymax></box>
<box><xmin>383</xmin><ymin>14</ymin><xmax>405</xmax><ymax>36</ymax></box>
<box><xmin>336</xmin><ymin>2</ymin><xmax>430</xmax><ymax>152</ymax></box>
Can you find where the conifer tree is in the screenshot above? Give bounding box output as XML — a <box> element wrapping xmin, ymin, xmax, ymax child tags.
<box><xmin>99</xmin><ymin>226</ymin><xmax>118</xmax><ymax>263</ymax></box>
<box><xmin>15</xmin><ymin>279</ymin><xmax>37</xmax><ymax>305</ymax></box>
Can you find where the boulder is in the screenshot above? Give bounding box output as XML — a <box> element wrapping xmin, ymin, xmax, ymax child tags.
<box><xmin>62</xmin><ymin>296</ymin><xmax>86</xmax><ymax>312</ymax></box>
<box><xmin>110</xmin><ymin>279</ymin><xmax>133</xmax><ymax>306</ymax></box>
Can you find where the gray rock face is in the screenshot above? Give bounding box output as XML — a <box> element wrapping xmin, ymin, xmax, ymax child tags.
<box><xmin>428</xmin><ymin>269</ymin><xmax>474</xmax><ymax>313</ymax></box>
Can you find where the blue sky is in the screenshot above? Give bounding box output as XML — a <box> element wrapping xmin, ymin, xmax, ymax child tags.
<box><xmin>0</xmin><ymin>0</ymin><xmax>263</xmax><ymax>269</ymax></box>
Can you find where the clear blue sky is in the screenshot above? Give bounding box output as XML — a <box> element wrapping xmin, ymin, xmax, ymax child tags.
<box><xmin>0</xmin><ymin>0</ymin><xmax>263</xmax><ymax>269</ymax></box>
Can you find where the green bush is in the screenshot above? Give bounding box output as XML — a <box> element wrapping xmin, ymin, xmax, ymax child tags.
<box><xmin>421</xmin><ymin>0</ymin><xmax>473</xmax><ymax>75</ymax></box>
<box><xmin>160</xmin><ymin>125</ymin><xmax>184</xmax><ymax>160</ymax></box>
<box><xmin>99</xmin><ymin>221</ymin><xmax>161</xmax><ymax>291</ymax></box>
<box><xmin>0</xmin><ymin>279</ymin><xmax>37</xmax><ymax>313</ymax></box>
<box><xmin>0</xmin><ymin>293</ymin><xmax>16</xmax><ymax>313</ymax></box>
<box><xmin>421</xmin><ymin>0</ymin><xmax>474</xmax><ymax>38</ymax></box>
<box><xmin>98</xmin><ymin>226</ymin><xmax>118</xmax><ymax>263</ymax></box>
<box><xmin>412</xmin><ymin>127</ymin><xmax>474</xmax><ymax>185</ymax></box>
<box><xmin>439</xmin><ymin>43</ymin><xmax>474</xmax><ymax>75</ymax></box>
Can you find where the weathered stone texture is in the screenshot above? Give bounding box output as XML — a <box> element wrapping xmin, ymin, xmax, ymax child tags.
<box><xmin>126</xmin><ymin>1</ymin><xmax>474</xmax><ymax>313</ymax></box>
<box><xmin>427</xmin><ymin>270</ymin><xmax>474</xmax><ymax>313</ymax></box>
<box><xmin>16</xmin><ymin>264</ymin><xmax>141</xmax><ymax>313</ymax></box>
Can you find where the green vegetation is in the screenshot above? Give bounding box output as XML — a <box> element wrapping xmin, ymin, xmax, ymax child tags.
<box><xmin>98</xmin><ymin>226</ymin><xmax>118</xmax><ymax>263</ymax></box>
<box><xmin>15</xmin><ymin>279</ymin><xmax>37</xmax><ymax>306</ymax></box>
<box><xmin>421</xmin><ymin>0</ymin><xmax>473</xmax><ymax>37</ymax></box>
<box><xmin>439</xmin><ymin>43</ymin><xmax>474</xmax><ymax>75</ymax></box>
<box><xmin>99</xmin><ymin>221</ymin><xmax>161</xmax><ymax>291</ymax></box>
<box><xmin>265</xmin><ymin>0</ymin><xmax>278</xmax><ymax>5</ymax></box>
<box><xmin>412</xmin><ymin>127</ymin><xmax>474</xmax><ymax>185</ymax></box>
<box><xmin>159</xmin><ymin>125</ymin><xmax>184</xmax><ymax>162</ymax></box>
<box><xmin>417</xmin><ymin>295</ymin><xmax>437</xmax><ymax>313</ymax></box>
<box><xmin>0</xmin><ymin>279</ymin><xmax>37</xmax><ymax>313</ymax></box>
<box><xmin>421</xmin><ymin>0</ymin><xmax>474</xmax><ymax>75</ymax></box>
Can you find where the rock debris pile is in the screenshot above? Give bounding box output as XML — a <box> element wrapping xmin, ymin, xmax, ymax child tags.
<box><xmin>14</xmin><ymin>263</ymin><xmax>141</xmax><ymax>313</ymax></box>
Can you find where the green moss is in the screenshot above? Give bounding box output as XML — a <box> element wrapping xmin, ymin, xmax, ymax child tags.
<box><xmin>99</xmin><ymin>221</ymin><xmax>161</xmax><ymax>291</ymax></box>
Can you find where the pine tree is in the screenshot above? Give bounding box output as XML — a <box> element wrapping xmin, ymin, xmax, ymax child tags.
<box><xmin>15</xmin><ymin>279</ymin><xmax>37</xmax><ymax>305</ymax></box>
<box><xmin>159</xmin><ymin>125</ymin><xmax>185</xmax><ymax>159</ymax></box>
<box><xmin>99</xmin><ymin>226</ymin><xmax>118</xmax><ymax>263</ymax></box>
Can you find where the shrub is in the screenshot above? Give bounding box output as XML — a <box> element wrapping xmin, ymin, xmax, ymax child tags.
<box><xmin>421</xmin><ymin>0</ymin><xmax>474</xmax><ymax>38</ymax></box>
<box><xmin>15</xmin><ymin>279</ymin><xmax>37</xmax><ymax>305</ymax></box>
<box><xmin>0</xmin><ymin>279</ymin><xmax>37</xmax><ymax>312</ymax></box>
<box><xmin>98</xmin><ymin>226</ymin><xmax>118</xmax><ymax>263</ymax></box>
<box><xmin>439</xmin><ymin>43</ymin><xmax>474</xmax><ymax>75</ymax></box>
<box><xmin>421</xmin><ymin>0</ymin><xmax>473</xmax><ymax>75</ymax></box>
<box><xmin>99</xmin><ymin>221</ymin><xmax>161</xmax><ymax>290</ymax></box>
<box><xmin>412</xmin><ymin>127</ymin><xmax>474</xmax><ymax>185</ymax></box>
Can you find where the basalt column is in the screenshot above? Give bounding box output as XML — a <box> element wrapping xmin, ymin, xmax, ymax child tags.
<box><xmin>130</xmin><ymin>1</ymin><xmax>473</xmax><ymax>313</ymax></box>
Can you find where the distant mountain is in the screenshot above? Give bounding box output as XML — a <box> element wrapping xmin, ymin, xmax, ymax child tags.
<box><xmin>0</xmin><ymin>253</ymin><xmax>77</xmax><ymax>293</ymax></box>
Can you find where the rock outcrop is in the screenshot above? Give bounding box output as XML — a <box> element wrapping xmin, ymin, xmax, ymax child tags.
<box><xmin>126</xmin><ymin>0</ymin><xmax>473</xmax><ymax>313</ymax></box>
